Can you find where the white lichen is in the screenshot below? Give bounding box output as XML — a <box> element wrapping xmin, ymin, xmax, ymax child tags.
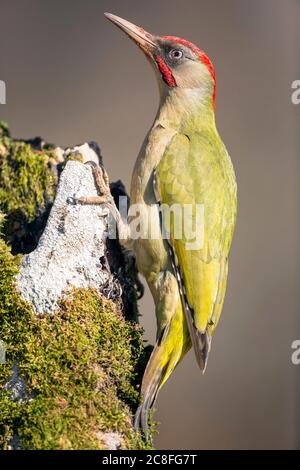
<box><xmin>16</xmin><ymin>157</ymin><xmax>111</xmax><ymax>314</ymax></box>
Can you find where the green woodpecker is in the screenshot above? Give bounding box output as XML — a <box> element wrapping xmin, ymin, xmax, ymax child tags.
<box><xmin>104</xmin><ymin>13</ymin><xmax>237</xmax><ymax>437</ymax></box>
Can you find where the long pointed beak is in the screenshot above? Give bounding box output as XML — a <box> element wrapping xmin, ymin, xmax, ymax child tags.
<box><xmin>104</xmin><ymin>13</ymin><xmax>157</xmax><ymax>57</ymax></box>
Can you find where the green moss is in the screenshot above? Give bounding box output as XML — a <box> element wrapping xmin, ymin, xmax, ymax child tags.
<box><xmin>0</xmin><ymin>122</ymin><xmax>10</xmax><ymax>139</ymax></box>
<box><xmin>0</xmin><ymin>237</ymin><xmax>153</xmax><ymax>449</ymax></box>
<box><xmin>0</xmin><ymin>124</ymin><xmax>154</xmax><ymax>449</ymax></box>
<box><xmin>65</xmin><ymin>152</ymin><xmax>84</xmax><ymax>163</ymax></box>
<box><xmin>0</xmin><ymin>121</ymin><xmax>57</xmax><ymax>254</ymax></box>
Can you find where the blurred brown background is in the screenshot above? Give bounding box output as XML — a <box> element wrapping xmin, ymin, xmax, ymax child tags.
<box><xmin>1</xmin><ymin>0</ymin><xmax>299</xmax><ymax>449</ymax></box>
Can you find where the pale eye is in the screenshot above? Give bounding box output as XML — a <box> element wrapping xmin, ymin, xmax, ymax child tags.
<box><xmin>169</xmin><ymin>49</ymin><xmax>183</xmax><ymax>60</ymax></box>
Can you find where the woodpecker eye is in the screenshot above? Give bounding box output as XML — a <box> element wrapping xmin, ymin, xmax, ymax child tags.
<box><xmin>169</xmin><ymin>49</ymin><xmax>183</xmax><ymax>60</ymax></box>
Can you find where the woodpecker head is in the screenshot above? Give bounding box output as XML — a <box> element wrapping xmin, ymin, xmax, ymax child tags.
<box><xmin>105</xmin><ymin>13</ymin><xmax>216</xmax><ymax>109</ymax></box>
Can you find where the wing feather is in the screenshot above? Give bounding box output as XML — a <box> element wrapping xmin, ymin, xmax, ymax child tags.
<box><xmin>155</xmin><ymin>131</ymin><xmax>236</xmax><ymax>369</ymax></box>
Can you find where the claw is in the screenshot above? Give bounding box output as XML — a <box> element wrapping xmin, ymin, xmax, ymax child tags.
<box><xmin>67</xmin><ymin>196</ymin><xmax>79</xmax><ymax>205</ymax></box>
<box><xmin>84</xmin><ymin>160</ymin><xmax>98</xmax><ymax>169</ymax></box>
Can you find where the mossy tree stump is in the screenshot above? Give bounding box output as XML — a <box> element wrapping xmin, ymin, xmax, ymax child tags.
<box><xmin>0</xmin><ymin>122</ymin><xmax>153</xmax><ymax>450</ymax></box>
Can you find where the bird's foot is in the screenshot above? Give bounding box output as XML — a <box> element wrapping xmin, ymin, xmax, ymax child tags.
<box><xmin>67</xmin><ymin>161</ymin><xmax>133</xmax><ymax>249</ymax></box>
<box><xmin>67</xmin><ymin>161</ymin><xmax>114</xmax><ymax>208</ymax></box>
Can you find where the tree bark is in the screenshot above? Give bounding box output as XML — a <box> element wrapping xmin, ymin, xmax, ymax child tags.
<box><xmin>0</xmin><ymin>123</ymin><xmax>152</xmax><ymax>450</ymax></box>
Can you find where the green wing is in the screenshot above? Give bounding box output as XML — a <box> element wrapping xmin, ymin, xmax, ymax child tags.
<box><xmin>155</xmin><ymin>131</ymin><xmax>237</xmax><ymax>368</ymax></box>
